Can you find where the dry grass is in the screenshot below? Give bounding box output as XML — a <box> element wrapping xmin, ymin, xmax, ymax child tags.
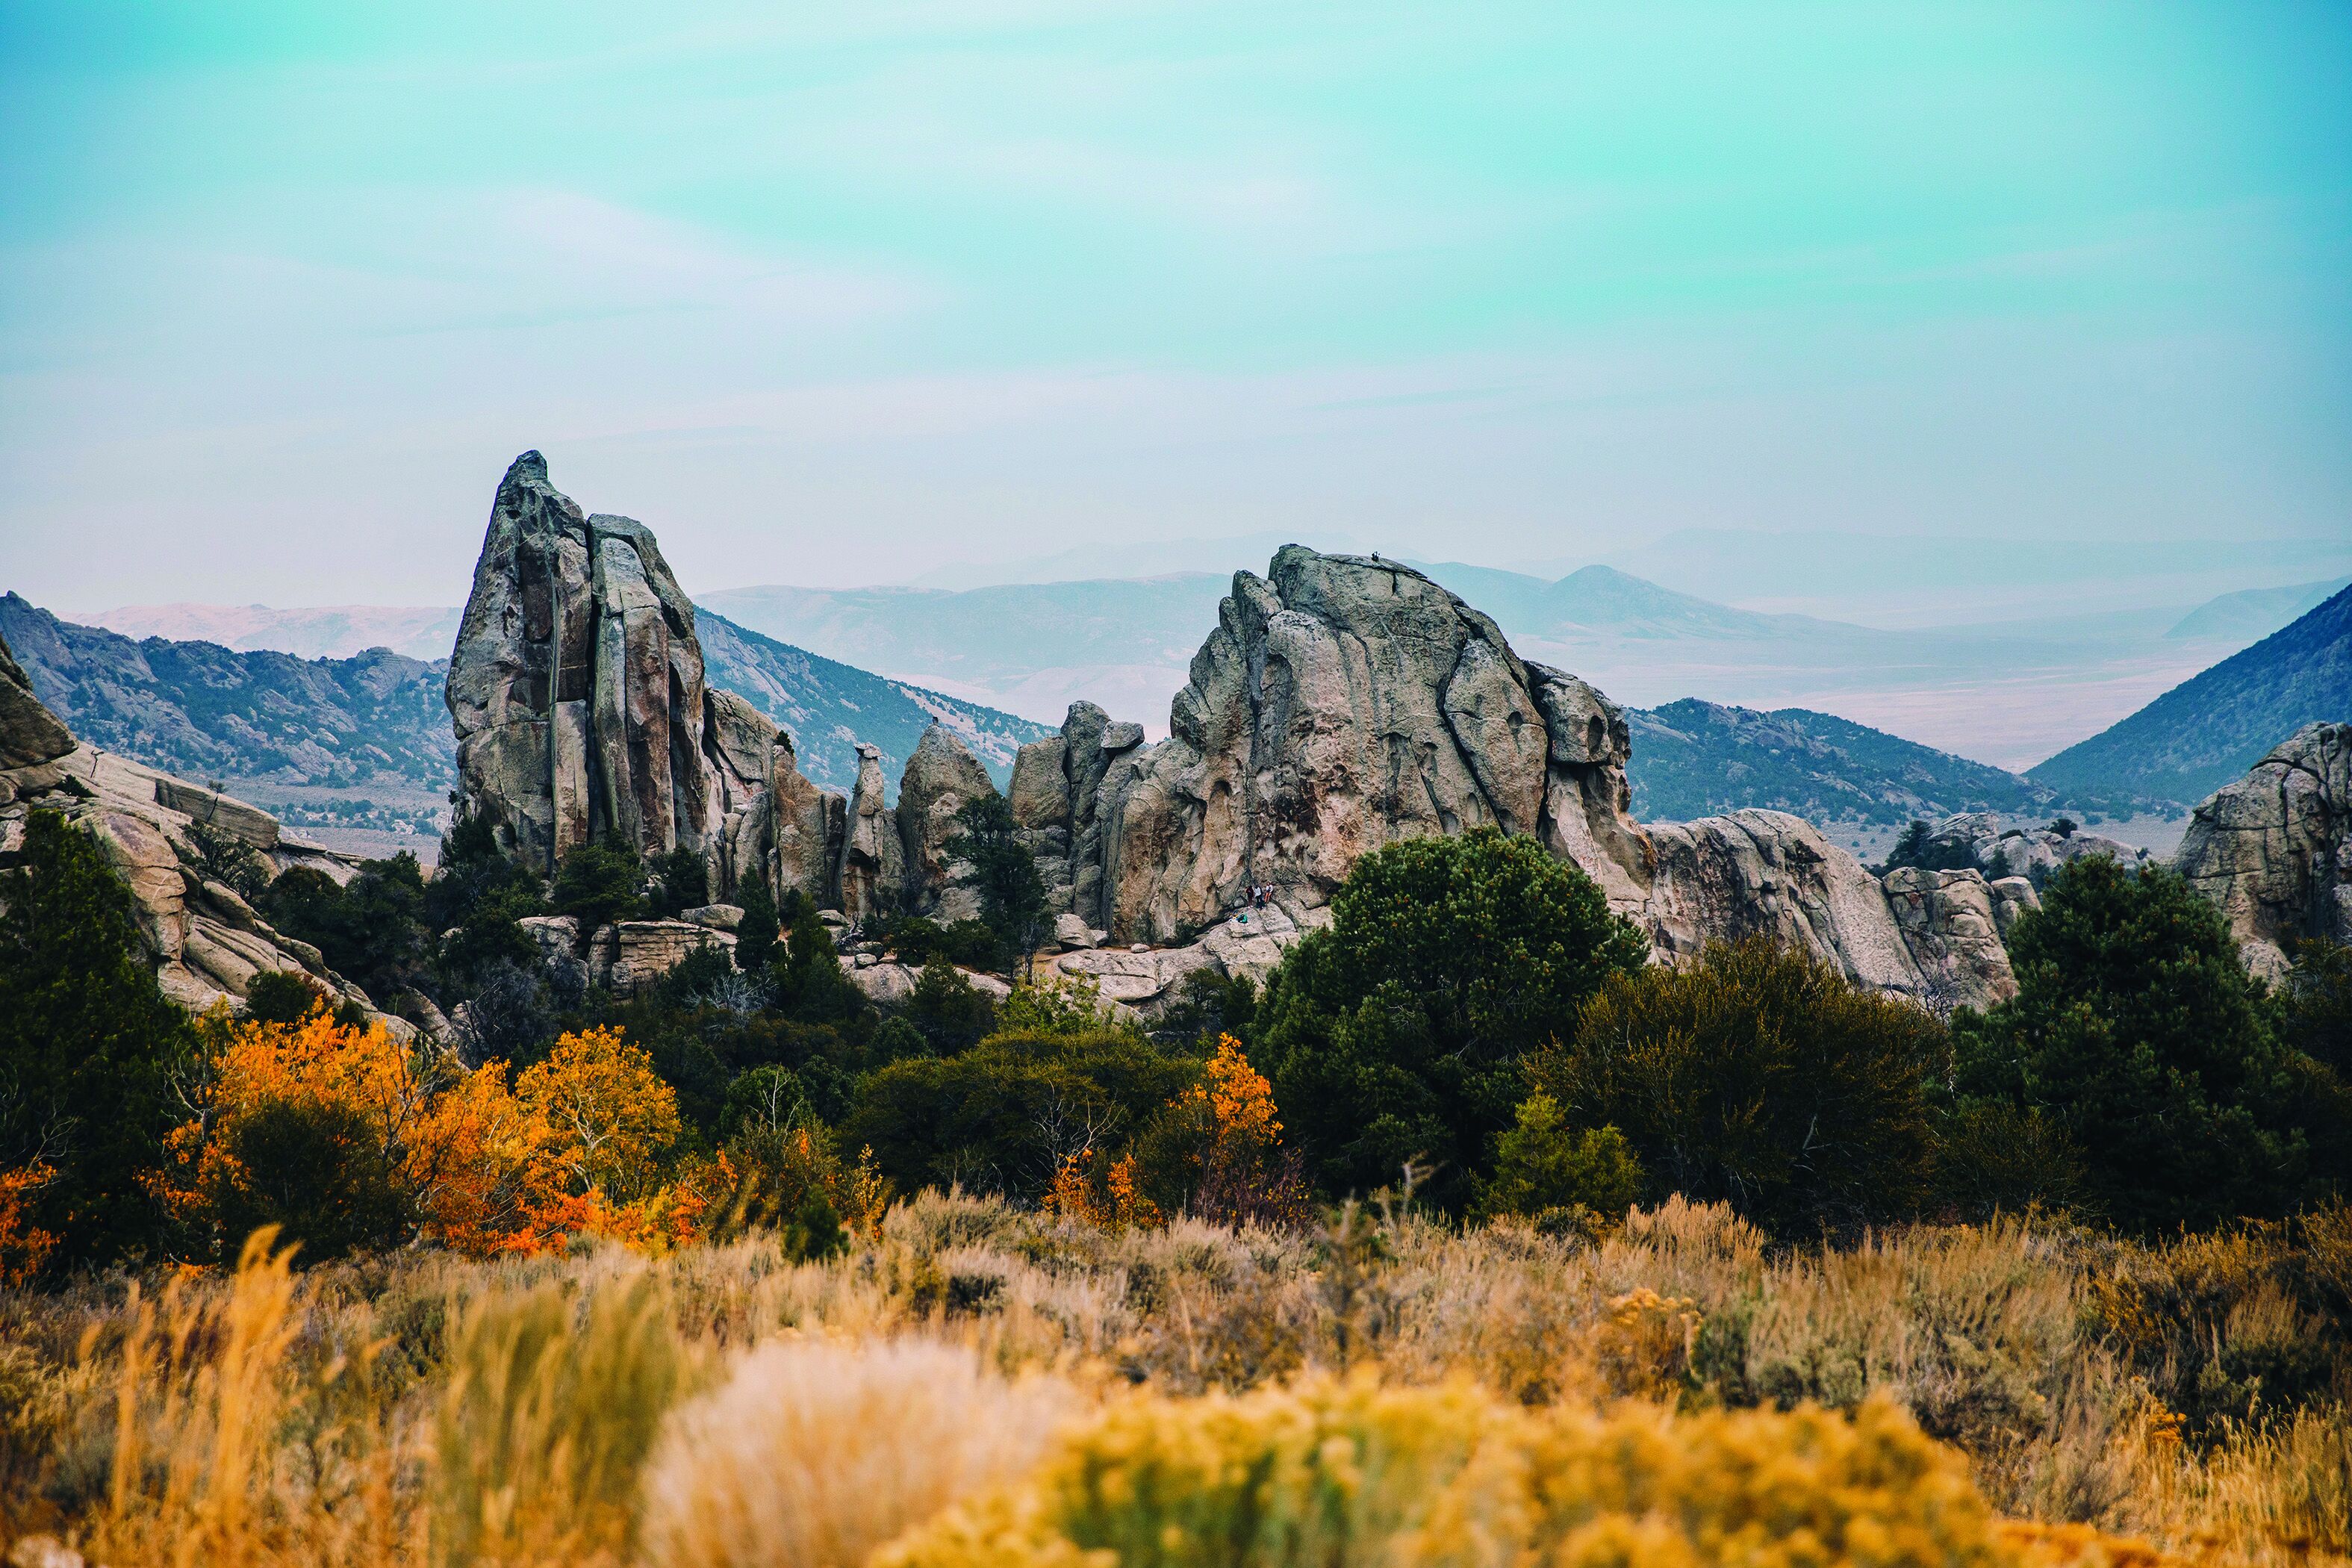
<box><xmin>639</xmin><ymin>1339</ymin><xmax>1076</xmax><ymax>1568</ymax></box>
<box><xmin>0</xmin><ymin>1195</ymin><xmax>2344</xmax><ymax>1568</ymax></box>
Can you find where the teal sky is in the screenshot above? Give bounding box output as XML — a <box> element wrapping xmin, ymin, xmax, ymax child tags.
<box><xmin>2</xmin><ymin>1</ymin><xmax>2348</xmax><ymax>610</ymax></box>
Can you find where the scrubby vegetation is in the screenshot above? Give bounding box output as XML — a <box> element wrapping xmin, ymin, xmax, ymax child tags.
<box><xmin>2</xmin><ymin>1195</ymin><xmax>2349</xmax><ymax>1564</ymax></box>
<box><xmin>2</xmin><ymin>811</ymin><xmax>2350</xmax><ymax>1565</ymax></box>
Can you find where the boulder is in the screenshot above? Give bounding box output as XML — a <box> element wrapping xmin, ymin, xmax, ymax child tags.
<box><xmin>1052</xmin><ymin>942</ymin><xmax>1222</xmax><ymax>1011</ymax></box>
<box><xmin>1053</xmin><ymin>912</ymin><xmax>1104</xmax><ymax>950</ymax></box>
<box><xmin>1922</xmin><ymin>812</ymin><xmax>2146</xmax><ymax>890</ymax></box>
<box><xmin>153</xmin><ymin>777</ymin><xmax>281</xmax><ymax>850</ymax></box>
<box><xmin>2173</xmin><ymin>722</ymin><xmax>2352</xmax><ymax>978</ymax></box>
<box><xmin>680</xmin><ymin>903</ymin><xmax>744</xmax><ymax>931</ymax></box>
<box><xmin>588</xmin><ymin>919</ymin><xmax>735</xmax><ymax>998</ymax></box>
<box><xmin>895</xmin><ymin>723</ymin><xmax>996</xmax><ymax>919</ymax></box>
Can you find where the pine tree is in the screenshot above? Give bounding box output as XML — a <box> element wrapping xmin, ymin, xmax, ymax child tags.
<box><xmin>0</xmin><ymin>810</ymin><xmax>195</xmax><ymax>1265</ymax></box>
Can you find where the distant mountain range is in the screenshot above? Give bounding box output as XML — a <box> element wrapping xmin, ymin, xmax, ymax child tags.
<box><xmin>0</xmin><ymin>592</ymin><xmax>455</xmax><ymax>793</ymax></box>
<box><xmin>1624</xmin><ymin>699</ymin><xmax>2076</xmax><ymax>825</ymax></box>
<box><xmin>0</xmin><ymin>594</ymin><xmax>1046</xmax><ymax>808</ymax></box>
<box><xmin>76</xmin><ymin>601</ymin><xmax>462</xmax><ymax>661</ymax></box>
<box><xmin>35</xmin><ymin>560</ymin><xmax>2348</xmax><ymax>818</ymax></box>
<box><xmin>2031</xmin><ymin>583</ymin><xmax>2352</xmax><ymax>806</ymax></box>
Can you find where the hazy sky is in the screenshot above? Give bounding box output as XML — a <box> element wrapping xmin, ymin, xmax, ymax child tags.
<box><xmin>3</xmin><ymin>1</ymin><xmax>2348</xmax><ymax>612</ymax></box>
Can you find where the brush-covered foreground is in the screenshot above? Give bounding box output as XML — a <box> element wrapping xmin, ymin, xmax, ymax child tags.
<box><xmin>1</xmin><ymin>1192</ymin><xmax>2348</xmax><ymax>1568</ymax></box>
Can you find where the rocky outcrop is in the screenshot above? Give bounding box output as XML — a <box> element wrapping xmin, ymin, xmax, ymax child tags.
<box><xmin>1051</xmin><ymin>548</ymin><xmax>2017</xmax><ymax>1009</ymax></box>
<box><xmin>588</xmin><ymin>919</ymin><xmax>735</xmax><ymax>997</ymax></box>
<box><xmin>2173</xmin><ymin>722</ymin><xmax>2351</xmax><ymax>978</ymax></box>
<box><xmin>1097</xmin><ymin>548</ymin><xmax>1617</xmax><ymax>942</ymax></box>
<box><xmin>1919</xmin><ymin>812</ymin><xmax>2146</xmax><ymax>889</ymax></box>
<box><xmin>1882</xmin><ymin>867</ymin><xmax>2020</xmax><ymax>1009</ymax></box>
<box><xmin>1007</xmin><ymin>702</ymin><xmax>1146</xmax><ymax>927</ymax></box>
<box><xmin>765</xmin><ymin>731</ymin><xmax>845</xmax><ymax>909</ymax></box>
<box><xmin>896</xmin><ymin>724</ymin><xmax>997</xmax><ymax>920</ymax></box>
<box><xmin>1644</xmin><ymin>811</ymin><xmax>1926</xmax><ymax>994</ymax></box>
<box><xmin>0</xmin><ymin>634</ymin><xmax>72</xmax><ymax>774</ymax></box>
<box><xmin>836</xmin><ymin>744</ymin><xmax>902</xmax><ymax>924</ymax></box>
<box><xmin>446</xmin><ymin>452</ymin><xmax>767</xmax><ymax>891</ymax></box>
<box><xmin>1</xmin><ymin>630</ymin><xmax>404</xmax><ymax>1030</ymax></box>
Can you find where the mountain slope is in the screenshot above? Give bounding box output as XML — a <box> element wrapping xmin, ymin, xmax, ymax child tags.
<box><xmin>1624</xmin><ymin>699</ymin><xmax>2064</xmax><ymax>825</ymax></box>
<box><xmin>0</xmin><ymin>592</ymin><xmax>455</xmax><ymax>791</ymax></box>
<box><xmin>2165</xmin><ymin>576</ymin><xmax>2351</xmax><ymax>644</ymax></box>
<box><xmin>0</xmin><ymin>594</ymin><xmax>1047</xmax><ymax>806</ymax></box>
<box><xmin>2031</xmin><ymin>584</ymin><xmax>2352</xmax><ymax>804</ymax></box>
<box><xmin>695</xmin><ymin>612</ymin><xmax>1050</xmax><ymax>794</ymax></box>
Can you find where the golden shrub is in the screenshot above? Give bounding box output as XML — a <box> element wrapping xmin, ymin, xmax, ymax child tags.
<box><xmin>875</xmin><ymin>1375</ymin><xmax>2073</xmax><ymax>1568</ymax></box>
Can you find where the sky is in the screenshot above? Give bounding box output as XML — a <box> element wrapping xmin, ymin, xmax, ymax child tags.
<box><xmin>2</xmin><ymin>1</ymin><xmax>2348</xmax><ymax>616</ymax></box>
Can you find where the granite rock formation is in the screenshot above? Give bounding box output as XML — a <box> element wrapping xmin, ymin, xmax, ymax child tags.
<box><xmin>446</xmin><ymin>452</ymin><xmax>768</xmax><ymax>891</ymax></box>
<box><xmin>836</xmin><ymin>743</ymin><xmax>903</xmax><ymax>924</ymax></box>
<box><xmin>1</xmin><ymin>630</ymin><xmax>405</xmax><ymax>1029</ymax></box>
<box><xmin>974</xmin><ymin>548</ymin><xmax>2031</xmax><ymax>1011</ymax></box>
<box><xmin>1006</xmin><ymin>702</ymin><xmax>1148</xmax><ymax>928</ymax></box>
<box><xmin>1920</xmin><ymin>812</ymin><xmax>2145</xmax><ymax>889</ymax></box>
<box><xmin>2173</xmin><ymin>722</ymin><xmax>2351</xmax><ymax>978</ymax></box>
<box><xmin>0</xmin><ymin>632</ymin><xmax>73</xmax><ymax>772</ymax></box>
<box><xmin>895</xmin><ymin>723</ymin><xmax>998</xmax><ymax>921</ymax></box>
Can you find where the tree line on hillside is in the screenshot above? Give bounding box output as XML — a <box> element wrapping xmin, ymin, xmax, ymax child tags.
<box><xmin>3</xmin><ymin>790</ymin><xmax>2349</xmax><ymax>1281</ymax></box>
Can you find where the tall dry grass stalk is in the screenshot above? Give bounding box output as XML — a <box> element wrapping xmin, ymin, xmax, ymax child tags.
<box><xmin>637</xmin><ymin>1337</ymin><xmax>1077</xmax><ymax>1568</ymax></box>
<box><xmin>82</xmin><ymin>1228</ymin><xmax>420</xmax><ymax>1568</ymax></box>
<box><xmin>432</xmin><ymin>1269</ymin><xmax>700</xmax><ymax>1567</ymax></box>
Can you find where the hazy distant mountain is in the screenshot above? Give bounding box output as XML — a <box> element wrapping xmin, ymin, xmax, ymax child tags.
<box><xmin>76</xmin><ymin>602</ymin><xmax>462</xmax><ymax>661</ymax></box>
<box><xmin>1417</xmin><ymin>561</ymin><xmax>1869</xmax><ymax>641</ymax></box>
<box><xmin>1592</xmin><ymin>529</ymin><xmax>2352</xmax><ymax>625</ymax></box>
<box><xmin>0</xmin><ymin>594</ymin><xmax>1048</xmax><ymax>807</ymax></box>
<box><xmin>906</xmin><ymin>529</ymin><xmax>1366</xmax><ymax>591</ymax></box>
<box><xmin>2165</xmin><ymin>576</ymin><xmax>2351</xmax><ymax>644</ymax></box>
<box><xmin>1624</xmin><ymin>699</ymin><xmax>2073</xmax><ymax>826</ymax></box>
<box><xmin>696</xmin><ymin>612</ymin><xmax>1050</xmax><ymax>794</ymax></box>
<box><xmin>0</xmin><ymin>592</ymin><xmax>455</xmax><ymax>791</ymax></box>
<box><xmin>2031</xmin><ymin>585</ymin><xmax>2352</xmax><ymax>805</ymax></box>
<box><xmin>700</xmin><ymin>576</ymin><xmax>1233</xmax><ymax>727</ymax></box>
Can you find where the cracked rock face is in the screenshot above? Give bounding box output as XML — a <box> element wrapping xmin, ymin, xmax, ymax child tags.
<box><xmin>836</xmin><ymin>742</ymin><xmax>902</xmax><ymax>924</ymax></box>
<box><xmin>2174</xmin><ymin>722</ymin><xmax>2352</xmax><ymax>978</ymax></box>
<box><xmin>896</xmin><ymin>723</ymin><xmax>997</xmax><ymax>921</ymax></box>
<box><xmin>0</xmin><ymin>634</ymin><xmax>72</xmax><ymax>774</ymax></box>
<box><xmin>447</xmin><ymin>452</ymin><xmax>768</xmax><ymax>890</ymax></box>
<box><xmin>1071</xmin><ymin>548</ymin><xmax>2015</xmax><ymax>1009</ymax></box>
<box><xmin>1098</xmin><ymin>548</ymin><xmax>1649</xmax><ymax>943</ymax></box>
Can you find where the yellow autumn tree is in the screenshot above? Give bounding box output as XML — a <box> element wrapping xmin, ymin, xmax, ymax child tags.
<box><xmin>515</xmin><ymin>1027</ymin><xmax>682</xmax><ymax>1205</ymax></box>
<box><xmin>1134</xmin><ymin>1034</ymin><xmax>1313</xmax><ymax>1227</ymax></box>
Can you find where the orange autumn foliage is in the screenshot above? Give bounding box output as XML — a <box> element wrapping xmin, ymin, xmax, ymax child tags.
<box><xmin>1188</xmin><ymin>1033</ymin><xmax>1281</xmax><ymax>1152</ymax></box>
<box><xmin>159</xmin><ymin>1007</ymin><xmax>690</xmax><ymax>1260</ymax></box>
<box><xmin>1042</xmin><ymin>1148</ymin><xmax>1161</xmax><ymax>1231</ymax></box>
<box><xmin>0</xmin><ymin>1162</ymin><xmax>59</xmax><ymax>1284</ymax></box>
